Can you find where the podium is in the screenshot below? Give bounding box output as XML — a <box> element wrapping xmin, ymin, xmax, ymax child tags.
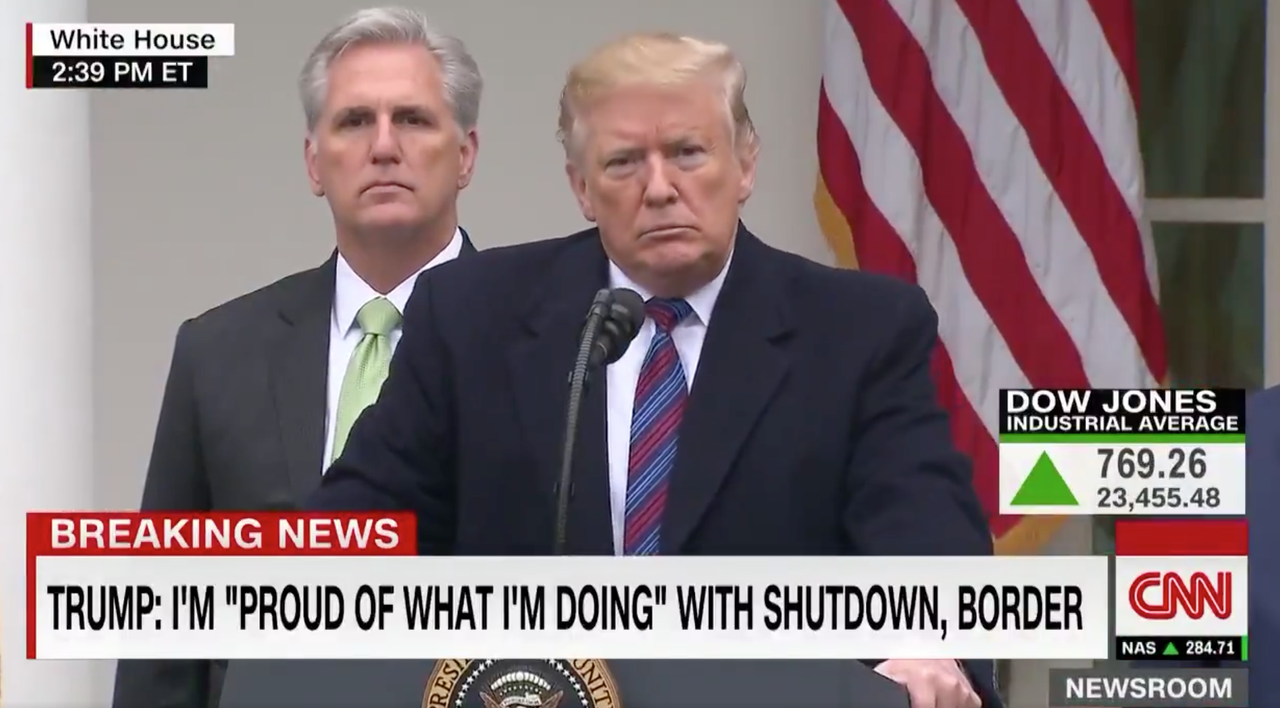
<box><xmin>221</xmin><ymin>658</ymin><xmax>911</xmax><ymax>707</ymax></box>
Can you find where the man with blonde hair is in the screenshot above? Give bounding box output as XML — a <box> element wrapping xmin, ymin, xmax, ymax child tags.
<box><xmin>312</xmin><ymin>32</ymin><xmax>998</xmax><ymax>708</ymax></box>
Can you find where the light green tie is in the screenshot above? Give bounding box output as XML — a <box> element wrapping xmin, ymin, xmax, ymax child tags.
<box><xmin>330</xmin><ymin>297</ymin><xmax>402</xmax><ymax>462</ymax></box>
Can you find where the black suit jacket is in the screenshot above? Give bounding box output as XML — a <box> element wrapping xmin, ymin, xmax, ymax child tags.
<box><xmin>311</xmin><ymin>225</ymin><xmax>1001</xmax><ymax>706</ymax></box>
<box><xmin>111</xmin><ymin>231</ymin><xmax>477</xmax><ymax>708</ymax></box>
<box><xmin>1243</xmin><ymin>387</ymin><xmax>1278</xmax><ymax>693</ymax></box>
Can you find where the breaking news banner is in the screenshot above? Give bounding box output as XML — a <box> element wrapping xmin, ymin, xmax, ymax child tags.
<box><xmin>1112</xmin><ymin>519</ymin><xmax>1248</xmax><ymax>663</ymax></box>
<box><xmin>25</xmin><ymin>512</ymin><xmax>1110</xmax><ymax>661</ymax></box>
<box><xmin>25</xmin><ymin>23</ymin><xmax>235</xmax><ymax>89</ymax></box>
<box><xmin>997</xmin><ymin>388</ymin><xmax>1246</xmax><ymax>516</ymax></box>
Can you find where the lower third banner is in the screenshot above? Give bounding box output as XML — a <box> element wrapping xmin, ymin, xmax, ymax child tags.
<box><xmin>26</xmin><ymin>514</ymin><xmax>1110</xmax><ymax>661</ymax></box>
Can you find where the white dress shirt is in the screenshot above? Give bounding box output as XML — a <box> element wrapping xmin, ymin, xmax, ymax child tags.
<box><xmin>322</xmin><ymin>229</ymin><xmax>464</xmax><ymax>469</ymax></box>
<box><xmin>605</xmin><ymin>252</ymin><xmax>733</xmax><ymax>553</ymax></box>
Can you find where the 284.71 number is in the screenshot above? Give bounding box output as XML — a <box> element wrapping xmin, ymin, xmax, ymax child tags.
<box><xmin>1097</xmin><ymin>447</ymin><xmax>1207</xmax><ymax>479</ymax></box>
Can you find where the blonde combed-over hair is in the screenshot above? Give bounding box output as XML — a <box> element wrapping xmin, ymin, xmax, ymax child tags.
<box><xmin>557</xmin><ymin>32</ymin><xmax>759</xmax><ymax>160</ymax></box>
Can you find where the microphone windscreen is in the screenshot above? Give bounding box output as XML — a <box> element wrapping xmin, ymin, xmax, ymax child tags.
<box><xmin>610</xmin><ymin>288</ymin><xmax>646</xmax><ymax>336</ymax></box>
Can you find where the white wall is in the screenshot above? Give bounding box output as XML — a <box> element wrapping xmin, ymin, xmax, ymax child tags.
<box><xmin>87</xmin><ymin>0</ymin><xmax>1078</xmax><ymax>704</ymax></box>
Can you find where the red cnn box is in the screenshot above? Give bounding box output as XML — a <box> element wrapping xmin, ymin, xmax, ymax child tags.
<box><xmin>1112</xmin><ymin>520</ymin><xmax>1247</xmax><ymax>637</ymax></box>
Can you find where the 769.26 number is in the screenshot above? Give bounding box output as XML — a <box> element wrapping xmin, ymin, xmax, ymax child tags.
<box><xmin>1097</xmin><ymin>446</ymin><xmax>1207</xmax><ymax>479</ymax></box>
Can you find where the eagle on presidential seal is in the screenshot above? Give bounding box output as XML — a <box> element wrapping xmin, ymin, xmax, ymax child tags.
<box><xmin>479</xmin><ymin>669</ymin><xmax>563</xmax><ymax>708</ymax></box>
<box><xmin>424</xmin><ymin>659</ymin><xmax>621</xmax><ymax>708</ymax></box>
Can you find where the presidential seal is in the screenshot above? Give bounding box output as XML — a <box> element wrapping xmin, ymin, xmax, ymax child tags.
<box><xmin>424</xmin><ymin>659</ymin><xmax>621</xmax><ymax>708</ymax></box>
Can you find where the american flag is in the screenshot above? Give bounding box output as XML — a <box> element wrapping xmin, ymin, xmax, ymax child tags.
<box><xmin>816</xmin><ymin>0</ymin><xmax>1168</xmax><ymax>552</ymax></box>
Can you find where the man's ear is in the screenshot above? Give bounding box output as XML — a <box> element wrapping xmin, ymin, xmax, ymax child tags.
<box><xmin>457</xmin><ymin>128</ymin><xmax>479</xmax><ymax>190</ymax></box>
<box><xmin>565</xmin><ymin>160</ymin><xmax>596</xmax><ymax>222</ymax></box>
<box><xmin>304</xmin><ymin>134</ymin><xmax>324</xmax><ymax>197</ymax></box>
<box><xmin>736</xmin><ymin>138</ymin><xmax>758</xmax><ymax>205</ymax></box>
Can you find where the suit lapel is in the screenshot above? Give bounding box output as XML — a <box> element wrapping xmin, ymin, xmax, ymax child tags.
<box><xmin>661</xmin><ymin>228</ymin><xmax>795</xmax><ymax>553</ymax></box>
<box><xmin>507</xmin><ymin>233</ymin><xmax>614</xmax><ymax>555</ymax></box>
<box><xmin>270</xmin><ymin>255</ymin><xmax>335</xmax><ymax>500</ymax></box>
<box><xmin>271</xmin><ymin>239</ymin><xmax>479</xmax><ymax>501</ymax></box>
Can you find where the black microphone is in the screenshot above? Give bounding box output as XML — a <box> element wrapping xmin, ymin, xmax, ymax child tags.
<box><xmin>589</xmin><ymin>288</ymin><xmax>645</xmax><ymax>367</ymax></box>
<box><xmin>553</xmin><ymin>288</ymin><xmax>646</xmax><ymax>555</ymax></box>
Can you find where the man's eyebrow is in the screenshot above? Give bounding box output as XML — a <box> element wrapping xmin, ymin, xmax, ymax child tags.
<box><xmin>602</xmin><ymin>146</ymin><xmax>644</xmax><ymax>161</ymax></box>
<box><xmin>331</xmin><ymin>105</ymin><xmax>373</xmax><ymax>122</ymax></box>
<box><xmin>391</xmin><ymin>104</ymin><xmax>437</xmax><ymax>117</ymax></box>
<box><xmin>330</xmin><ymin>104</ymin><xmax>436</xmax><ymax>121</ymax></box>
<box><xmin>596</xmin><ymin>146</ymin><xmax>645</xmax><ymax>163</ymax></box>
<box><xmin>662</xmin><ymin>136</ymin><xmax>703</xmax><ymax>149</ymax></box>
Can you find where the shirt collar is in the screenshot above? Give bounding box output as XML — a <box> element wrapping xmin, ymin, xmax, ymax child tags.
<box><xmin>607</xmin><ymin>248</ymin><xmax>733</xmax><ymax>328</ymax></box>
<box><xmin>333</xmin><ymin>227</ymin><xmax>464</xmax><ymax>335</ymax></box>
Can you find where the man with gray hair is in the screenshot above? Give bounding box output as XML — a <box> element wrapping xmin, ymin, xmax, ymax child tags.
<box><xmin>111</xmin><ymin>7</ymin><xmax>481</xmax><ymax>707</ymax></box>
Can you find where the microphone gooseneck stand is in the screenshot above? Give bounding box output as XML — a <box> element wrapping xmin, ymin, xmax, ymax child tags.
<box><xmin>553</xmin><ymin>293</ymin><xmax>611</xmax><ymax>555</ymax></box>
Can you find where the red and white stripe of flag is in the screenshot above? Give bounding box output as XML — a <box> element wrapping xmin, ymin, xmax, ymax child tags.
<box><xmin>816</xmin><ymin>0</ymin><xmax>1168</xmax><ymax>551</ymax></box>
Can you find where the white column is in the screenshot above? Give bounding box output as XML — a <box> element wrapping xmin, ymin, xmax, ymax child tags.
<box><xmin>0</xmin><ymin>0</ymin><xmax>95</xmax><ymax>704</ymax></box>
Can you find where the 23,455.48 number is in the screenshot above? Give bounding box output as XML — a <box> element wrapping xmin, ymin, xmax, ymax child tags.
<box><xmin>1097</xmin><ymin>486</ymin><xmax>1220</xmax><ymax>510</ymax></box>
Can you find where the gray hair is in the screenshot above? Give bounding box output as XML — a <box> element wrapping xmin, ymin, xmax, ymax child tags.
<box><xmin>299</xmin><ymin>7</ymin><xmax>483</xmax><ymax>135</ymax></box>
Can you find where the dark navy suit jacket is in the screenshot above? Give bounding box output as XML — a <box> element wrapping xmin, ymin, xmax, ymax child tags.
<box><xmin>1246</xmin><ymin>387</ymin><xmax>1278</xmax><ymax>694</ymax></box>
<box><xmin>114</xmin><ymin>234</ymin><xmax>479</xmax><ymax>708</ymax></box>
<box><xmin>309</xmin><ymin>225</ymin><xmax>1001</xmax><ymax>706</ymax></box>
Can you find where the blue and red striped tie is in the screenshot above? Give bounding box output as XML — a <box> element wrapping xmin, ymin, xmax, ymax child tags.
<box><xmin>623</xmin><ymin>298</ymin><xmax>693</xmax><ymax>555</ymax></box>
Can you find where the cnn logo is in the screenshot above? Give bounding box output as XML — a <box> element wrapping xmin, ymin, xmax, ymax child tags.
<box><xmin>1128</xmin><ymin>571</ymin><xmax>1232</xmax><ymax>620</ymax></box>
